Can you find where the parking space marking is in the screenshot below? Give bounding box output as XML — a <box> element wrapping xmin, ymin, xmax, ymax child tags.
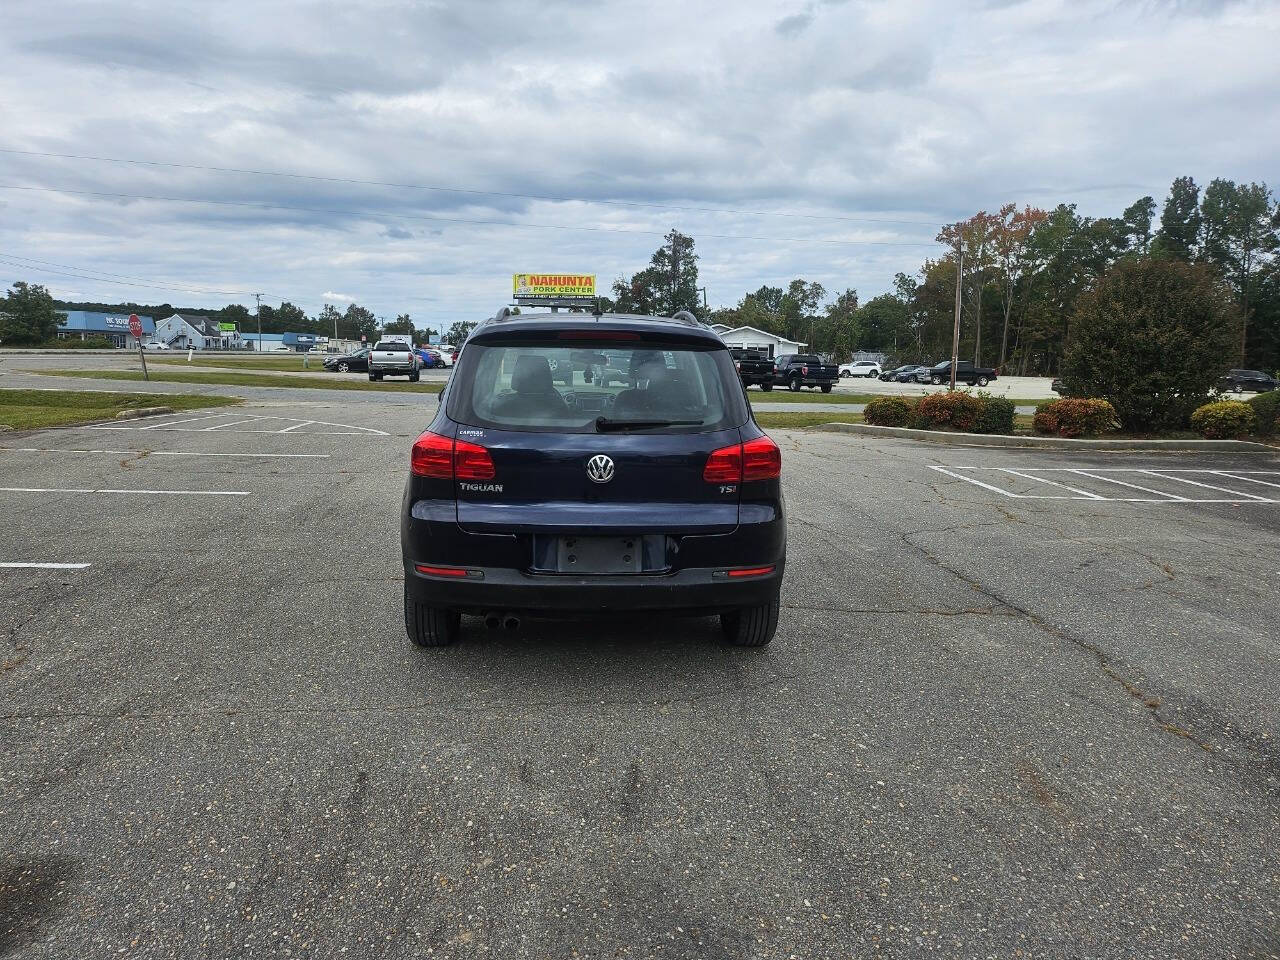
<box><xmin>0</xmin><ymin>486</ymin><xmax>249</xmax><ymax>496</ymax></box>
<box><xmin>1068</xmin><ymin>469</ymin><xmax>1190</xmax><ymax>501</ymax></box>
<box><xmin>929</xmin><ymin>466</ymin><xmax>1279</xmax><ymax>504</ymax></box>
<box><xmin>998</xmin><ymin>467</ymin><xmax>1105</xmax><ymax>500</ymax></box>
<box><xmin>88</xmin><ymin>413</ymin><xmax>389</xmax><ymax>436</ymax></box>
<box><xmin>1</xmin><ymin>447</ymin><xmax>329</xmax><ymax>459</ymax></box>
<box><xmin>1138</xmin><ymin>470</ymin><xmax>1272</xmax><ymax>501</ymax></box>
<box><xmin>1209</xmin><ymin>470</ymin><xmax>1280</xmax><ymax>490</ymax></box>
<box><xmin>0</xmin><ymin>562</ymin><xmax>91</xmax><ymax>569</ymax></box>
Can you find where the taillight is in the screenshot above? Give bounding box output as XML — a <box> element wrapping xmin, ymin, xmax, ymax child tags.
<box><xmin>454</xmin><ymin>439</ymin><xmax>495</xmax><ymax>480</ymax></box>
<box><xmin>411</xmin><ymin>431</ymin><xmax>453</xmax><ymax>478</ymax></box>
<box><xmin>742</xmin><ymin>435</ymin><xmax>781</xmax><ymax>481</ymax></box>
<box><xmin>801</xmin><ymin>365</ymin><xmax>809</xmax><ymax>375</ymax></box>
<box><xmin>704</xmin><ymin>435</ymin><xmax>781</xmax><ymax>483</ymax></box>
<box><xmin>411</xmin><ymin>432</ymin><xmax>495</xmax><ymax>480</ymax></box>
<box><xmin>703</xmin><ymin>443</ymin><xmax>742</xmax><ymax>483</ymax></box>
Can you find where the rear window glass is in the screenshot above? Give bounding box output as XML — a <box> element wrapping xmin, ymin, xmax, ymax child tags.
<box><xmin>448</xmin><ymin>340</ymin><xmax>748</xmax><ymax>434</ymax></box>
<box><xmin>374</xmin><ymin>341</ymin><xmax>410</xmax><ymax>351</ymax></box>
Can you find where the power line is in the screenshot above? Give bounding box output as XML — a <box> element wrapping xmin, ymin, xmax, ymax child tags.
<box><xmin>0</xmin><ymin>183</ymin><xmax>940</xmax><ymax>248</ymax></box>
<box><xmin>0</xmin><ymin>252</ymin><xmax>286</xmax><ymax>299</ymax></box>
<box><xmin>0</xmin><ymin>146</ymin><xmax>944</xmax><ymax>227</ymax></box>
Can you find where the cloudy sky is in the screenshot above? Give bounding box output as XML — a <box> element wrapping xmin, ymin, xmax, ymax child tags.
<box><xmin>2</xmin><ymin>0</ymin><xmax>1278</xmax><ymax>326</ymax></box>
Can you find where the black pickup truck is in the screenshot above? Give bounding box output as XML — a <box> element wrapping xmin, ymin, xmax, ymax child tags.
<box><xmin>729</xmin><ymin>347</ymin><xmax>777</xmax><ymax>391</ymax></box>
<box><xmin>916</xmin><ymin>360</ymin><xmax>998</xmax><ymax>387</ymax></box>
<box><xmin>774</xmin><ymin>354</ymin><xmax>839</xmax><ymax>393</ymax></box>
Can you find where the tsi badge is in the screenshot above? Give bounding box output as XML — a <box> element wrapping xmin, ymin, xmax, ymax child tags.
<box><xmin>586</xmin><ymin>454</ymin><xmax>615</xmax><ymax>484</ymax></box>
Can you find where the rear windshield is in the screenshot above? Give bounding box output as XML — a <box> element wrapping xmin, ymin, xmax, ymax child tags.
<box><xmin>448</xmin><ymin>339</ymin><xmax>748</xmax><ymax>434</ymax></box>
<box><xmin>374</xmin><ymin>341</ymin><xmax>410</xmax><ymax>351</ymax></box>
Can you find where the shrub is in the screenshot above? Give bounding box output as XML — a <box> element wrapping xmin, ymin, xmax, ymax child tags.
<box><xmin>909</xmin><ymin>391</ymin><xmax>983</xmax><ymax>431</ymax></box>
<box><xmin>1190</xmin><ymin>400</ymin><xmax>1255</xmax><ymax>439</ymax></box>
<box><xmin>1032</xmin><ymin>398</ymin><xmax>1119</xmax><ymax>437</ymax></box>
<box><xmin>970</xmin><ymin>392</ymin><xmax>1015</xmax><ymax>435</ymax></box>
<box><xmin>863</xmin><ymin>396</ymin><xmax>913</xmax><ymax>427</ymax></box>
<box><xmin>40</xmin><ymin>336</ymin><xmax>119</xmax><ymax>349</ymax></box>
<box><xmin>1247</xmin><ymin>391</ymin><xmax>1280</xmax><ymax>437</ymax></box>
<box><xmin>1059</xmin><ymin>257</ymin><xmax>1241</xmax><ymax>431</ymax></box>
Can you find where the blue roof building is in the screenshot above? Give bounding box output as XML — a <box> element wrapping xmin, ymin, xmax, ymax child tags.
<box><xmin>58</xmin><ymin>310</ymin><xmax>156</xmax><ymax>347</ymax></box>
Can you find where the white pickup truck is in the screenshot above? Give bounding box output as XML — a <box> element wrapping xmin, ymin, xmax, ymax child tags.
<box><xmin>368</xmin><ymin>339</ymin><xmax>421</xmax><ymax>382</ymax></box>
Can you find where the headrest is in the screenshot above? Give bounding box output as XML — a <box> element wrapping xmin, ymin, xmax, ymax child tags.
<box><xmin>512</xmin><ymin>354</ymin><xmax>554</xmax><ymax>393</ymax></box>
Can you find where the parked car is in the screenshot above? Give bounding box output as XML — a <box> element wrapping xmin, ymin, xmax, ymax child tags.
<box><xmin>435</xmin><ymin>345</ymin><xmax>458</xmax><ymax>367</ymax></box>
<box><xmin>879</xmin><ymin>364</ymin><xmax>924</xmax><ymax>382</ymax></box>
<box><xmin>369</xmin><ymin>340</ymin><xmax>421</xmax><ymax>381</ymax></box>
<box><xmin>142</xmin><ymin>340</ymin><xmax>171</xmax><ymax>350</ymax></box>
<box><xmin>916</xmin><ymin>360</ymin><xmax>999</xmax><ymax>387</ymax></box>
<box><xmin>1051</xmin><ymin>377</ymin><xmax>1066</xmax><ymax>395</ymax></box>
<box><xmin>773</xmin><ymin>354</ymin><xmax>839</xmax><ymax>393</ymax></box>
<box><xmin>323</xmin><ymin>347</ymin><xmax>371</xmax><ymax>373</ymax></box>
<box><xmin>729</xmin><ymin>347</ymin><xmax>776</xmax><ymax>391</ymax></box>
<box><xmin>401</xmin><ymin>308</ymin><xmax>786</xmax><ymax>648</ymax></box>
<box><xmin>1217</xmin><ymin>369</ymin><xmax>1277</xmax><ymax>393</ymax></box>
<box><xmin>839</xmin><ymin>360</ymin><xmax>881</xmax><ymax>378</ymax></box>
<box><xmin>415</xmin><ymin>347</ymin><xmax>444</xmax><ymax>369</ymax></box>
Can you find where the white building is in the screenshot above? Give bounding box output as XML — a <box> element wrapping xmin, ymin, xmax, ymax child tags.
<box><xmin>711</xmin><ymin>325</ymin><xmax>806</xmax><ymax>358</ymax></box>
<box><xmin>153</xmin><ymin>314</ymin><xmax>240</xmax><ymax>350</ymax></box>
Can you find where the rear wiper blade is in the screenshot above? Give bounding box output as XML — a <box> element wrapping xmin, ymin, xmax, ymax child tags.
<box><xmin>595</xmin><ymin>416</ymin><xmax>703</xmax><ymax>432</ymax></box>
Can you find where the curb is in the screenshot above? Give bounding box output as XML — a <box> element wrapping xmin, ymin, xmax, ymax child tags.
<box><xmin>114</xmin><ymin>406</ymin><xmax>176</xmax><ymax>421</ymax></box>
<box><xmin>810</xmin><ymin>421</ymin><xmax>1275</xmax><ymax>451</ymax></box>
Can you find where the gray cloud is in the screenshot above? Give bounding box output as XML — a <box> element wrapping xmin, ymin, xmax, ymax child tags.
<box><xmin>1</xmin><ymin>0</ymin><xmax>1277</xmax><ymax>321</ymax></box>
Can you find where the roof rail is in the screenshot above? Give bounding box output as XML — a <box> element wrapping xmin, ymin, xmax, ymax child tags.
<box><xmin>491</xmin><ymin>306</ymin><xmax>515</xmax><ymax>322</ymax></box>
<box><xmin>671</xmin><ymin>310</ymin><xmax>701</xmax><ymax>326</ymax></box>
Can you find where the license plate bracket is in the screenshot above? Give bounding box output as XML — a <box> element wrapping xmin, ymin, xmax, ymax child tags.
<box><xmin>556</xmin><ymin>536</ymin><xmax>643</xmax><ymax>574</ymax></box>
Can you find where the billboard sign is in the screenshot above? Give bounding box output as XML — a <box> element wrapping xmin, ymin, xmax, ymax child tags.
<box><xmin>218</xmin><ymin>322</ymin><xmax>237</xmax><ymax>332</ymax></box>
<box><xmin>513</xmin><ymin>273</ymin><xmax>595</xmax><ymax>304</ymax></box>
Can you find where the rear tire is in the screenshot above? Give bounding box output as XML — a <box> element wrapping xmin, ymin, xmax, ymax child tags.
<box><xmin>789</xmin><ymin>376</ymin><xmax>802</xmax><ymax>392</ymax></box>
<box><xmin>721</xmin><ymin>593</ymin><xmax>780</xmax><ymax>647</ymax></box>
<box><xmin>820</xmin><ymin>384</ymin><xmax>833</xmax><ymax>393</ymax></box>
<box><xmin>760</xmin><ymin>381</ymin><xmax>773</xmax><ymax>392</ymax></box>
<box><xmin>404</xmin><ymin>591</ymin><xmax>461</xmax><ymax>647</ymax></box>
<box><xmin>930</xmin><ymin>375</ymin><xmax>942</xmax><ymax>385</ymax></box>
<box><xmin>368</xmin><ymin>373</ymin><xmax>376</xmax><ymax>381</ymax></box>
<box><xmin>977</xmin><ymin>376</ymin><xmax>989</xmax><ymax>387</ymax></box>
<box><xmin>410</xmin><ymin>370</ymin><xmax>420</xmax><ymax>382</ymax></box>
<box><xmin>337</xmin><ymin>362</ymin><xmax>350</xmax><ymax>372</ymax></box>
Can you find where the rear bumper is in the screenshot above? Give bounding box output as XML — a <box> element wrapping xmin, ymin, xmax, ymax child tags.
<box><xmin>404</xmin><ymin>561</ymin><xmax>784</xmax><ymax>615</ymax></box>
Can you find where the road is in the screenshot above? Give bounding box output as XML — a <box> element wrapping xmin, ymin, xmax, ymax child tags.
<box><xmin>1</xmin><ymin>384</ymin><xmax>1278</xmax><ymax>958</ymax></box>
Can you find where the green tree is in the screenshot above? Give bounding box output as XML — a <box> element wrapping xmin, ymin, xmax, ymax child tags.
<box><xmin>1061</xmin><ymin>257</ymin><xmax>1240</xmax><ymax>431</ymax></box>
<box><xmin>815</xmin><ymin>288</ymin><xmax>858</xmax><ymax>358</ymax></box>
<box><xmin>318</xmin><ymin>304</ymin><xmax>343</xmax><ymax>339</ymax></box>
<box><xmin>781</xmin><ymin>279</ymin><xmax>826</xmax><ymax>346</ymax></box>
<box><xmin>1152</xmin><ymin>175</ymin><xmax>1201</xmax><ymax>260</ymax></box>
<box><xmin>1198</xmin><ymin>179</ymin><xmax>1278</xmax><ymax>362</ymax></box>
<box><xmin>0</xmin><ymin>282</ymin><xmax>61</xmax><ymax>344</ymax></box>
<box><xmin>219</xmin><ymin>303</ymin><xmax>252</xmax><ymax>328</ymax></box>
<box><xmin>383</xmin><ymin>313</ymin><xmax>415</xmax><ymax>336</ymax></box>
<box><xmin>343</xmin><ymin>304</ymin><xmax>378</xmax><ymax>341</ymax></box>
<box><xmin>614</xmin><ymin>230</ymin><xmax>702</xmax><ymax>317</ymax></box>
<box><xmin>445</xmin><ymin>321</ymin><xmax>477</xmax><ymax>345</ymax></box>
<box><xmin>1122</xmin><ymin>196</ymin><xmax>1157</xmax><ymax>253</ymax></box>
<box><xmin>275</xmin><ymin>302</ymin><xmax>311</xmax><ymax>332</ymax></box>
<box><xmin>856</xmin><ymin>293</ymin><xmax>910</xmax><ymax>354</ymax></box>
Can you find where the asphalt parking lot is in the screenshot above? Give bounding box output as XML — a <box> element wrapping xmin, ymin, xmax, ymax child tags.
<box><xmin>2</xmin><ymin>391</ymin><xmax>1279</xmax><ymax>959</ymax></box>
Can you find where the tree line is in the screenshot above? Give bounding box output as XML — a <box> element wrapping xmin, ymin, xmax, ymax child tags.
<box><xmin>0</xmin><ymin>287</ymin><xmax>478</xmax><ymax>347</ymax></box>
<box><xmin>606</xmin><ymin>177</ymin><xmax>1279</xmax><ymax>375</ymax></box>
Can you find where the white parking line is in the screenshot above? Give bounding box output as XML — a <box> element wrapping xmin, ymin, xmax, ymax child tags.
<box><xmin>0</xmin><ymin>487</ymin><xmax>249</xmax><ymax>496</ymax></box>
<box><xmin>998</xmin><ymin>467</ymin><xmax>1105</xmax><ymax>500</ymax></box>
<box><xmin>928</xmin><ymin>465</ymin><xmax>1279</xmax><ymax>504</ymax></box>
<box><xmin>1067</xmin><ymin>469</ymin><xmax>1189</xmax><ymax>501</ymax></box>
<box><xmin>1210</xmin><ymin>471</ymin><xmax>1280</xmax><ymax>490</ymax></box>
<box><xmin>276</xmin><ymin>420</ymin><xmax>315</xmax><ymax>433</ymax></box>
<box><xmin>137</xmin><ymin>413</ymin><xmax>227</xmax><ymax>430</ymax></box>
<box><xmin>1138</xmin><ymin>470</ymin><xmax>1272</xmax><ymax>501</ymax></box>
<box><xmin>0</xmin><ymin>562</ymin><xmax>91</xmax><ymax>569</ymax></box>
<box><xmin>0</xmin><ymin>447</ymin><xmax>329</xmax><ymax>459</ymax></box>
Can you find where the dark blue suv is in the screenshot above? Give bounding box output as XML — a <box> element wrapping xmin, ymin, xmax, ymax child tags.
<box><xmin>400</xmin><ymin>309</ymin><xmax>786</xmax><ymax>647</ymax></box>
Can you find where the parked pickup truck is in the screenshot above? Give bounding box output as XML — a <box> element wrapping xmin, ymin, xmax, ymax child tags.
<box><xmin>369</xmin><ymin>339</ymin><xmax>421</xmax><ymax>382</ymax></box>
<box><xmin>916</xmin><ymin>360</ymin><xmax>998</xmax><ymax>387</ymax></box>
<box><xmin>729</xmin><ymin>347</ymin><xmax>777</xmax><ymax>391</ymax></box>
<box><xmin>774</xmin><ymin>354</ymin><xmax>839</xmax><ymax>393</ymax></box>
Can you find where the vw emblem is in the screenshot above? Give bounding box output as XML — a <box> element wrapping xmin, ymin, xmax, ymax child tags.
<box><xmin>586</xmin><ymin>454</ymin><xmax>615</xmax><ymax>484</ymax></box>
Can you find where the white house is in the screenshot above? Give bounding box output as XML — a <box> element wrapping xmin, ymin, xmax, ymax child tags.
<box><xmin>153</xmin><ymin>314</ymin><xmax>240</xmax><ymax>350</ymax></box>
<box><xmin>712</xmin><ymin>325</ymin><xmax>806</xmax><ymax>358</ymax></box>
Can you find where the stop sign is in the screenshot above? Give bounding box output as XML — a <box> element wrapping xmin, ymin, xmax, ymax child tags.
<box><xmin>128</xmin><ymin>314</ymin><xmax>143</xmax><ymax>339</ymax></box>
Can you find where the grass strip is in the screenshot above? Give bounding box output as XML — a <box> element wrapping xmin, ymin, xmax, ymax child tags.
<box><xmin>0</xmin><ymin>388</ymin><xmax>239</xmax><ymax>430</ymax></box>
<box><xmin>37</xmin><ymin>369</ymin><xmax>443</xmax><ymax>393</ymax></box>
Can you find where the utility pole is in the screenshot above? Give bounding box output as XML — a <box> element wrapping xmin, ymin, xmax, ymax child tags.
<box><xmin>949</xmin><ymin>244</ymin><xmax>964</xmax><ymax>391</ymax></box>
<box><xmin>254</xmin><ymin>293</ymin><xmax>263</xmax><ymax>353</ymax></box>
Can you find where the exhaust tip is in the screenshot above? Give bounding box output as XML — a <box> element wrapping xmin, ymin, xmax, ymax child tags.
<box><xmin>483</xmin><ymin>613</ymin><xmax>502</xmax><ymax>630</ymax></box>
<box><xmin>503</xmin><ymin>615</ymin><xmax>521</xmax><ymax>631</ymax></box>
